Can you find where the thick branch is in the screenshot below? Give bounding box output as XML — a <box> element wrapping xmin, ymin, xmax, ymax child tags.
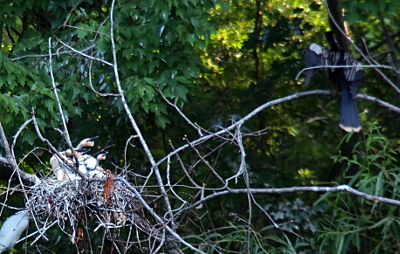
<box><xmin>0</xmin><ymin>123</ymin><xmax>39</xmax><ymax>186</ymax></box>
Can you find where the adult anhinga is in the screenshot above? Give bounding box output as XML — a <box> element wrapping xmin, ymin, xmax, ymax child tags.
<box><xmin>50</xmin><ymin>136</ymin><xmax>98</xmax><ymax>181</ymax></box>
<box><xmin>302</xmin><ymin>33</ymin><xmax>364</xmax><ymax>132</ymax></box>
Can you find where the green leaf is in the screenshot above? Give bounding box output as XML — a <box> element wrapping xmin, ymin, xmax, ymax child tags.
<box><xmin>43</xmin><ymin>99</ymin><xmax>55</xmax><ymax>114</ymax></box>
<box><xmin>76</xmin><ymin>28</ymin><xmax>88</xmax><ymax>39</ymax></box>
<box><xmin>174</xmin><ymin>85</ymin><xmax>187</xmax><ymax>100</ymax></box>
<box><xmin>155</xmin><ymin>114</ymin><xmax>169</xmax><ymax>128</ymax></box>
<box><xmin>370</xmin><ymin>217</ymin><xmax>390</xmax><ymax>229</ymax></box>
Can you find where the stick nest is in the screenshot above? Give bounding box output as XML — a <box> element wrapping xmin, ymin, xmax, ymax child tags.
<box><xmin>25</xmin><ymin>176</ymin><xmax>153</xmax><ymax>241</ymax></box>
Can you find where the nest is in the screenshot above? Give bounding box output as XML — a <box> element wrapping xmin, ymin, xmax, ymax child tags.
<box><xmin>24</xmin><ymin>174</ymin><xmax>172</xmax><ymax>252</ymax></box>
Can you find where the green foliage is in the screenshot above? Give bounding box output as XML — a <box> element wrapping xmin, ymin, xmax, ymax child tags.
<box><xmin>340</xmin><ymin>0</ymin><xmax>400</xmax><ymax>23</ymax></box>
<box><xmin>0</xmin><ymin>52</ymin><xmax>74</xmax><ymax>144</ymax></box>
<box><xmin>0</xmin><ymin>0</ymin><xmax>222</xmax><ymax>163</ymax></box>
<box><xmin>1</xmin><ymin>0</ymin><xmax>400</xmax><ymax>252</ymax></box>
<box><xmin>315</xmin><ymin>122</ymin><xmax>400</xmax><ymax>252</ymax></box>
<box><xmin>186</xmin><ymin>222</ymin><xmax>310</xmax><ymax>253</ymax></box>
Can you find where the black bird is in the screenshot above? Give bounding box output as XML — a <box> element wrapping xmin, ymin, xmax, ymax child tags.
<box><xmin>302</xmin><ymin>36</ymin><xmax>363</xmax><ymax>132</ymax></box>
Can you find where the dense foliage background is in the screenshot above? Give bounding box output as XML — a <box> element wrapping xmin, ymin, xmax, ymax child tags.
<box><xmin>1</xmin><ymin>0</ymin><xmax>400</xmax><ymax>253</ymax></box>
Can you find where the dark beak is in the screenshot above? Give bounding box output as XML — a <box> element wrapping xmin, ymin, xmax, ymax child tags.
<box><xmin>99</xmin><ymin>151</ymin><xmax>109</xmax><ymax>156</ymax></box>
<box><xmin>88</xmin><ymin>136</ymin><xmax>99</xmax><ymax>141</ymax></box>
<box><xmin>76</xmin><ymin>148</ymin><xmax>91</xmax><ymax>154</ymax></box>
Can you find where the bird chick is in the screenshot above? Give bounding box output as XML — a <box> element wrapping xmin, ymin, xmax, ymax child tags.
<box><xmin>50</xmin><ymin>136</ymin><xmax>98</xmax><ymax>181</ymax></box>
<box><xmin>86</xmin><ymin>152</ymin><xmax>109</xmax><ymax>178</ymax></box>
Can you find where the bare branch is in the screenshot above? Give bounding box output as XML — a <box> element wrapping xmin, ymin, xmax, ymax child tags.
<box><xmin>11</xmin><ymin>118</ymin><xmax>33</xmax><ymax>162</ymax></box>
<box><xmin>10</xmin><ymin>45</ymin><xmax>96</xmax><ymax>61</ymax></box>
<box><xmin>0</xmin><ymin>121</ymin><xmax>39</xmax><ymax>186</ymax></box>
<box><xmin>178</xmin><ymin>185</ymin><xmax>400</xmax><ymax>214</ymax></box>
<box><xmin>356</xmin><ymin>93</ymin><xmax>400</xmax><ymax>113</ymax></box>
<box><xmin>108</xmin><ymin>0</ymin><xmax>175</xmax><ymax>228</ymax></box>
<box><xmin>296</xmin><ymin>64</ymin><xmax>398</xmax><ymax>81</ymax></box>
<box><xmin>87</xmin><ymin>16</ymin><xmax>120</xmax><ymax>97</ymax></box>
<box><xmin>48</xmin><ymin>38</ymin><xmax>86</xmax><ymax>179</ymax></box>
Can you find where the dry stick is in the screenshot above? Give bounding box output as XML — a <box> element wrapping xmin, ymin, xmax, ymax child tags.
<box><xmin>231</xmin><ymin>123</ymin><xmax>253</xmax><ymax>252</ymax></box>
<box><xmin>168</xmin><ymin>140</ymin><xmax>202</xmax><ymax>188</ymax></box>
<box><xmin>356</xmin><ymin>93</ymin><xmax>400</xmax><ymax>113</ymax></box>
<box><xmin>166</xmin><ymin>156</ymin><xmax>187</xmax><ymax>205</ymax></box>
<box><xmin>88</xmin><ymin>56</ymin><xmax>121</xmax><ymax>97</ymax></box>
<box><xmin>361</xmin><ymin>38</ymin><xmax>381</xmax><ymax>67</ymax></box>
<box><xmin>108</xmin><ymin>0</ymin><xmax>175</xmax><ymax>229</ymax></box>
<box><xmin>233</xmin><ymin>123</ymin><xmax>251</xmax><ymax>253</ymax></box>
<box><xmin>323</xmin><ymin>1</ymin><xmax>400</xmax><ymax>94</ymax></box>
<box><xmin>123</xmin><ymin>135</ymin><xmax>137</xmax><ymax>172</ymax></box>
<box><xmin>54</xmin><ymin>0</ymin><xmax>81</xmax><ymax>32</ymax></box>
<box><xmin>224</xmin><ymin>124</ymin><xmax>247</xmax><ymax>183</ymax></box>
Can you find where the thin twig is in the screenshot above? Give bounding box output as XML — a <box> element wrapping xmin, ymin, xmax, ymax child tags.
<box><xmin>53</xmin><ymin>36</ymin><xmax>113</xmax><ymax>67</ymax></box>
<box><xmin>11</xmin><ymin>118</ymin><xmax>33</xmax><ymax>160</ymax></box>
<box><xmin>157</xmin><ymin>84</ymin><xmax>204</xmax><ymax>137</ymax></box>
<box><xmin>10</xmin><ymin>45</ymin><xmax>95</xmax><ymax>61</ymax></box>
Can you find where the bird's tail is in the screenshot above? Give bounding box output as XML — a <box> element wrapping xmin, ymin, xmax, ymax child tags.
<box><xmin>339</xmin><ymin>84</ymin><xmax>361</xmax><ymax>132</ymax></box>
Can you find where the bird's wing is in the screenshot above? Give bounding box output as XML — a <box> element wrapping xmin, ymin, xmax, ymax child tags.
<box><xmin>303</xmin><ymin>43</ymin><xmax>340</xmax><ymax>85</ymax></box>
<box><xmin>343</xmin><ymin>53</ymin><xmax>364</xmax><ymax>98</ymax></box>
